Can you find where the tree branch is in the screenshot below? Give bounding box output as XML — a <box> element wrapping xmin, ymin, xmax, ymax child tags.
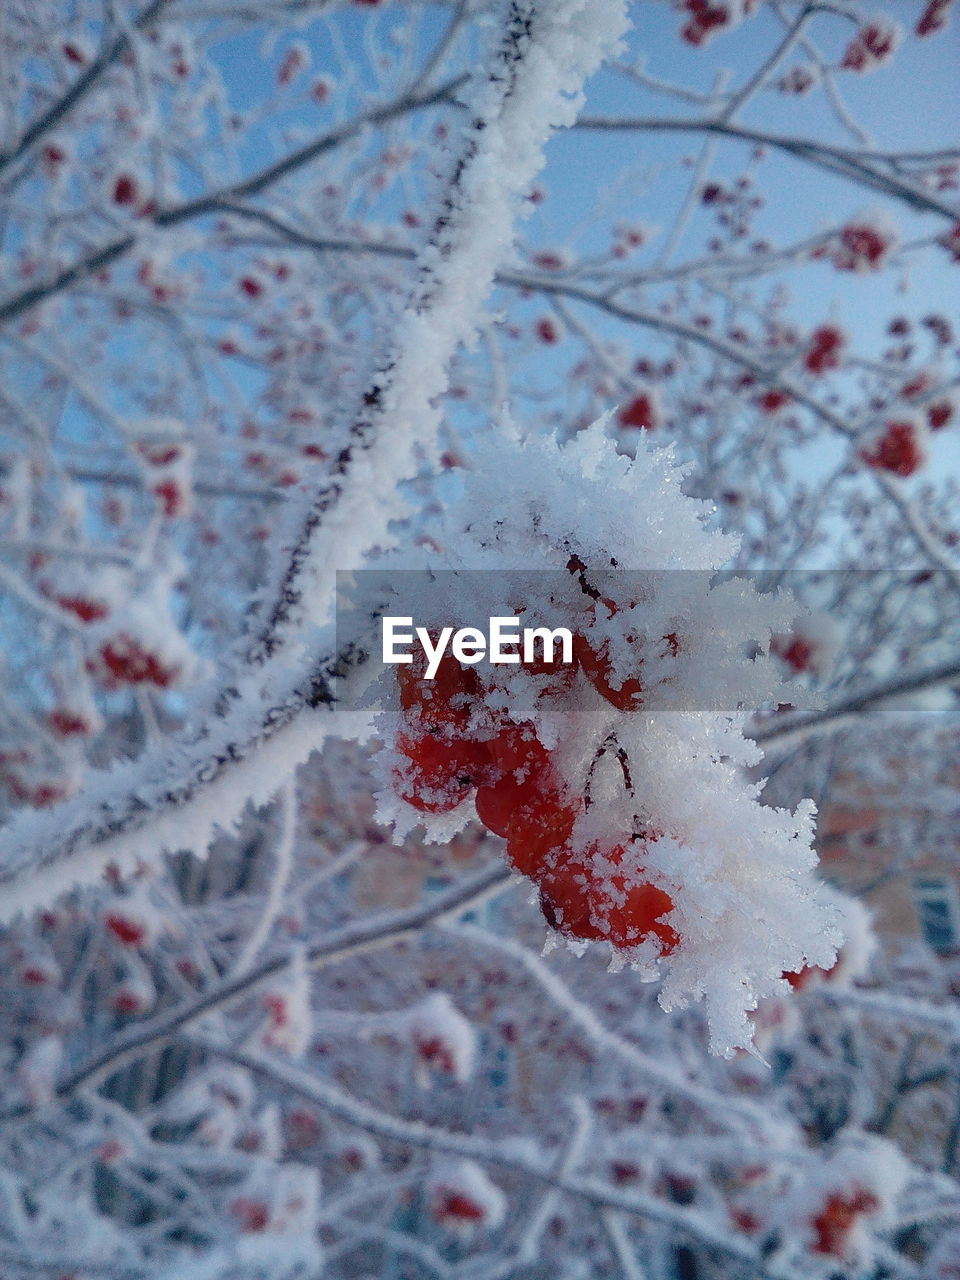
<box><xmin>0</xmin><ymin>0</ymin><xmax>629</xmax><ymax>914</ymax></box>
<box><xmin>190</xmin><ymin>1039</ymin><xmax>792</xmax><ymax>1277</ymax></box>
<box><xmin>752</xmin><ymin>658</ymin><xmax>960</xmax><ymax>749</ymax></box>
<box><xmin>0</xmin><ymin>0</ymin><xmax>176</xmax><ymax>180</ymax></box>
<box><xmin>509</xmin><ymin>278</ymin><xmax>960</xmax><ymax>579</ymax></box>
<box><xmin>0</xmin><ymin>75</ymin><xmax>464</xmax><ymax>328</ymax></box>
<box><xmin>573</xmin><ymin>115</ymin><xmax>960</xmax><ymax>221</ymax></box>
<box><xmin>448</xmin><ymin>922</ymin><xmax>781</xmax><ymax>1137</ymax></box>
<box><xmin>0</xmin><ymin>860</ymin><xmax>511</xmax><ymax>1124</ymax></box>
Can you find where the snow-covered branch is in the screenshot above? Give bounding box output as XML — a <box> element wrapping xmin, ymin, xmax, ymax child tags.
<box><xmin>0</xmin><ymin>0</ymin><xmax>629</xmax><ymax>918</ymax></box>
<box><xmin>754</xmin><ymin>657</ymin><xmax>960</xmax><ymax>750</ymax></box>
<box><xmin>574</xmin><ymin>115</ymin><xmax>960</xmax><ymax>221</ymax></box>
<box><xmin>0</xmin><ymin>860</ymin><xmax>510</xmax><ymax>1124</ymax></box>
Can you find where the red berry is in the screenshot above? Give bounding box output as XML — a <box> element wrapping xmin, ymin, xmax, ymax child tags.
<box><xmin>618</xmin><ymin>392</ymin><xmax>659</xmax><ymax>430</ymax></box>
<box><xmin>804</xmin><ymin>325</ymin><xmax>844</xmax><ymax>374</ymax></box>
<box><xmin>938</xmin><ymin>221</ymin><xmax>960</xmax><ymax>261</ymax></box>
<box><xmin>731</xmin><ymin>1208</ymin><xmax>761</xmax><ymax>1233</ymax></box>
<box><xmin>432</xmin><ymin>1191</ymin><xmax>485</xmax><ymax>1223</ymax></box>
<box><xmin>573</xmin><ymin>623</ymin><xmax>645</xmax><ymax>712</ymax></box>
<box><xmin>415</xmin><ymin>1035</ymin><xmax>457</xmax><ymax>1074</ymax></box>
<box><xmin>474</xmin><ymin>774</ymin><xmax>530</xmax><ymax>838</ymax></box>
<box><xmin>840</xmin><ymin>21</ymin><xmax>897</xmax><ymax>72</ymax></box>
<box><xmin>5</xmin><ymin>776</ymin><xmax>71</xmax><ymax>808</ymax></box>
<box><xmin>230</xmin><ymin>1198</ymin><xmax>270</xmax><ymax>1233</ymax></box>
<box><xmin>778</xmin><ymin>65</ymin><xmax>816</xmax><ymax>94</ymax></box>
<box><xmin>606</xmin><ymin>877</ymin><xmax>678</xmax><ymax>952</ymax></box>
<box><xmin>532</xmin><ymin>251</ymin><xmax>565</xmax><ymax>271</ymax></box>
<box><xmin>772</xmin><ymin>635</ymin><xmax>814</xmax><ymax>673</ymax></box>
<box><xmin>535</xmin><ymin>317</ymin><xmax>558</xmax><ymax>344</ymax></box>
<box><xmin>48</xmin><ymin>709</ymin><xmax>92</xmax><ymax>737</ymax></box>
<box><xmin>287</xmin><ymin>1108</ymin><xmax>320</xmax><ymax>1148</ymax></box>
<box><xmin>55</xmin><ymin>594</ymin><xmax>109</xmax><ymax>623</ymax></box>
<box><xmin>112</xmin><ymin>988</ymin><xmax>146</xmax><ymax>1015</ymax></box>
<box><xmin>21</xmin><ymin>966</ymin><xmax>53</xmax><ymax>985</ymax></box>
<box><xmin>538</xmin><ymin>856</ymin><xmax>608</xmax><ymax>940</ymax></box>
<box><xmin>472</xmin><ymin>723</ymin><xmax>585</xmax><ymax>874</ymax></box>
<box><xmin>98</xmin><ymin>636</ymin><xmax>178</xmax><ymax>687</ymax></box>
<box><xmin>539</xmin><ymin>840</ymin><xmax>678</xmax><ymax>953</ymax></box>
<box><xmin>928</xmin><ymin>398</ymin><xmax>954</xmax><ymax>431</ymax></box>
<box><xmin>262</xmin><ymin>993</ymin><xmax>288</xmax><ymax>1027</ymax></box>
<box><xmin>396</xmin><ymin>639</ymin><xmax>483</xmax><ymax>735</ymax></box>
<box><xmin>859</xmin><ymin>420</ymin><xmax>924</xmax><ymax>477</ymax></box>
<box><xmin>276</xmin><ymin>47</ymin><xmax>305</xmax><ymax>85</ymax></box>
<box><xmin>112</xmin><ymin>174</ymin><xmax>139</xmax><ymax>206</ymax></box>
<box><xmin>758</xmin><ymin>389</ymin><xmax>790</xmax><ymax>414</ymax></box>
<box><xmin>35</xmin><ymin>782</ymin><xmax>67</xmax><ymax>806</ymax></box>
<box><xmin>152</xmin><ymin>477</ymin><xmax>185</xmax><ymax>518</ymax></box>
<box><xmin>474</xmin><ymin>736</ymin><xmax>551</xmax><ymax>839</ymax></box>
<box><xmin>662</xmin><ymin>632</ymin><xmax>681</xmax><ymax>658</ymax></box>
<box><xmin>679</xmin><ymin>1</ymin><xmax>732</xmax><ymax>46</ymax></box>
<box><xmin>783</xmin><ymin>964</ymin><xmax>816</xmax><ymax>990</ymax></box>
<box><xmin>917</xmin><ymin>0</ymin><xmax>951</xmax><ymax>37</ymax></box>
<box><xmin>137</xmin><ymin>443</ymin><xmax>182</xmax><ymax>466</ymax></box>
<box><xmin>902</xmin><ymin>374</ymin><xmax>930</xmax><ymax>402</ymax></box>
<box><xmin>506</xmin><ymin>792</ymin><xmax>582</xmax><ymax>878</ymax></box>
<box><xmin>104</xmin><ymin>912</ymin><xmax>146</xmax><ymax>946</ymax></box>
<box><xmin>393</xmin><ymin>730</ymin><xmax>492</xmax><ymax>814</ymax></box>
<box><xmin>812</xmin><ymin>1187</ymin><xmax>879</xmax><ymax>1255</ymax></box>
<box><xmin>489</xmin><ymin>720</ymin><xmax>546</xmax><ymax>775</ymax></box>
<box><xmin>834</xmin><ymin>222</ymin><xmax>891</xmax><ymax>272</ymax></box>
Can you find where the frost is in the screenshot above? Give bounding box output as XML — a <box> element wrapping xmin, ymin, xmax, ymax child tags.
<box><xmin>371</xmin><ymin>419</ymin><xmax>840</xmax><ymax>1055</ymax></box>
<box><xmin>15</xmin><ymin>1034</ymin><xmax>62</xmax><ymax>1106</ymax></box>
<box><xmin>774</xmin><ymin>1134</ymin><xmax>910</xmax><ymax>1268</ymax></box>
<box><xmin>426</xmin><ymin>1158</ymin><xmax>507</xmax><ymax>1232</ymax></box>
<box><xmin>0</xmin><ymin>0</ymin><xmax>630</xmax><ymax>923</ymax></box>
<box><xmin>255</xmin><ymin>946</ymin><xmax>312</xmax><ymax>1058</ymax></box>
<box><xmin>406</xmin><ymin>992</ymin><xmax>477</xmax><ymax>1085</ymax></box>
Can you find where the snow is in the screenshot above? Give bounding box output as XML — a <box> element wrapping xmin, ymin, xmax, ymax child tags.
<box><xmin>0</xmin><ymin>0</ymin><xmax>630</xmax><ymax>928</ymax></box>
<box><xmin>406</xmin><ymin>991</ymin><xmax>477</xmax><ymax>1085</ymax></box>
<box><xmin>370</xmin><ymin>420</ymin><xmax>841</xmax><ymax>1054</ymax></box>
<box><xmin>426</xmin><ymin>1157</ymin><xmax>507</xmax><ymax>1232</ymax></box>
<box><xmin>774</xmin><ymin>1134</ymin><xmax>910</xmax><ymax>1270</ymax></box>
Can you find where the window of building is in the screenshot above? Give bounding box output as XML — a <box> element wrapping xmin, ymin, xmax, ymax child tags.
<box><xmin>913</xmin><ymin>876</ymin><xmax>960</xmax><ymax>954</ymax></box>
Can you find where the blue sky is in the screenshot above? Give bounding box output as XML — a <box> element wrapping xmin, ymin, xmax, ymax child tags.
<box><xmin>197</xmin><ymin>2</ymin><xmax>959</xmax><ymax>563</ymax></box>
<box><xmin>206</xmin><ymin>1</ymin><xmax>957</xmax><ymax>363</ymax></box>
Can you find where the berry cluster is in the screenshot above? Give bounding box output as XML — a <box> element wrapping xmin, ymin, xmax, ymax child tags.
<box><xmin>840</xmin><ymin>20</ymin><xmax>899</xmax><ymax>73</ymax></box>
<box><xmin>89</xmin><ymin>633</ymin><xmax>183</xmax><ymax>688</ymax></box>
<box><xmin>391</xmin><ymin>576</ymin><xmax>680</xmax><ymax>956</ymax></box>
<box><xmin>617</xmin><ymin>390</ymin><xmax>661</xmax><ymax>431</ymax></box>
<box><xmin>830</xmin><ymin>220</ymin><xmax>894</xmax><ymax>273</ymax></box>
<box><xmin>676</xmin><ymin>0</ymin><xmax>755</xmax><ymax>48</ymax></box>
<box><xmin>426</xmin><ymin>1160</ymin><xmax>505</xmax><ymax>1235</ymax></box>
<box><xmin>917</xmin><ymin>0</ymin><xmax>951</xmax><ymax>37</ymax></box>
<box><xmin>134</xmin><ymin>438</ymin><xmax>193</xmax><ymax>520</ymax></box>
<box><xmin>812</xmin><ymin>1186</ymin><xmax>880</xmax><ymax>1256</ymax></box>
<box><xmin>804</xmin><ymin>324</ymin><xmax>845</xmax><ymax>375</ymax></box>
<box><xmin>859</xmin><ymin>419</ymin><xmax>925</xmax><ymax>477</ymax></box>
